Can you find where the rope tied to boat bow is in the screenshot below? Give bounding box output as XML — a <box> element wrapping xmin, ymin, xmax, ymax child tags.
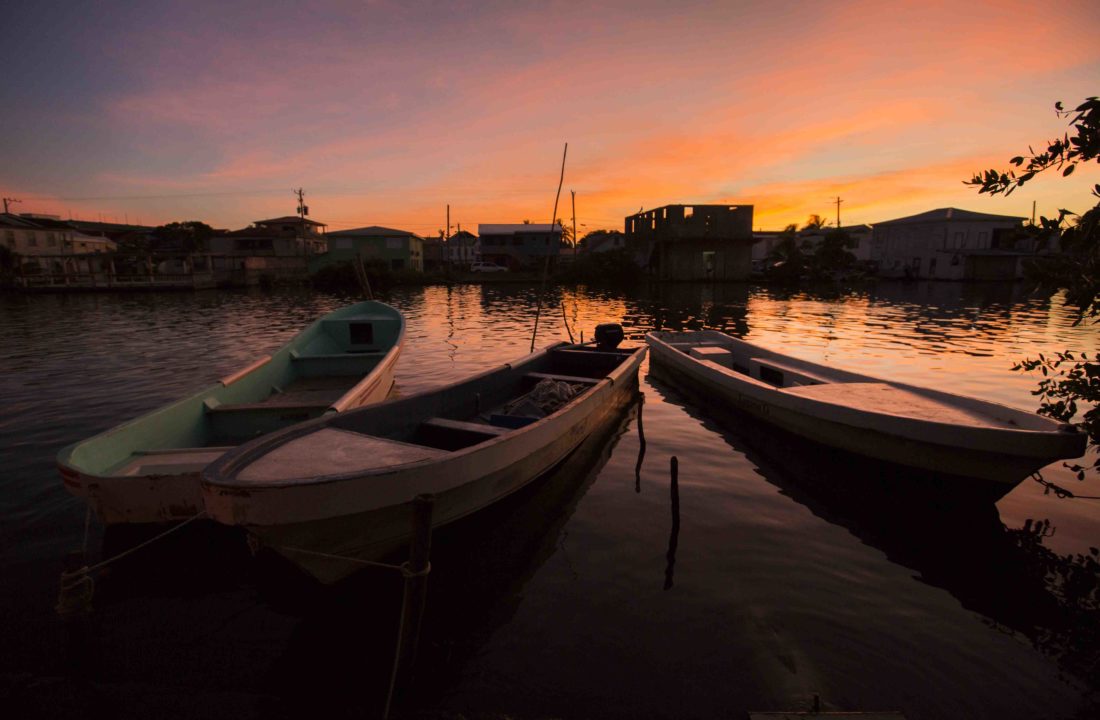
<box><xmin>278</xmin><ymin>545</ymin><xmax>432</xmax><ymax>579</ymax></box>
<box><xmin>57</xmin><ymin>509</ymin><xmax>209</xmax><ymax>616</ymax></box>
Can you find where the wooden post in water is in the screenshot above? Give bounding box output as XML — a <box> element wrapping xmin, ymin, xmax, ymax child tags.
<box><xmin>397</xmin><ymin>493</ymin><xmax>434</xmax><ymax>687</ymax></box>
<box><xmin>664</xmin><ymin>456</ymin><xmax>680</xmax><ymax>590</ymax></box>
<box><xmin>57</xmin><ymin>551</ymin><xmax>95</xmax><ymax>679</ymax></box>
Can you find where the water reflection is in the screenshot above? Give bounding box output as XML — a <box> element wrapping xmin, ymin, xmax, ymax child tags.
<box><xmin>646</xmin><ymin>369</ymin><xmax>1099</xmax><ymax>702</ymax></box>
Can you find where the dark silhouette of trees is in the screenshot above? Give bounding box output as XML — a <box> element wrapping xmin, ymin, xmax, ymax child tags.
<box><xmin>152</xmin><ymin>221</ymin><xmax>214</xmax><ymax>253</ymax></box>
<box><xmin>968</xmin><ymin>96</ymin><xmax>1099</xmax><ymax>480</ymax></box>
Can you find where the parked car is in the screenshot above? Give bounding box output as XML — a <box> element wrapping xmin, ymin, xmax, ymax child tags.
<box><xmin>470</xmin><ymin>261</ymin><xmax>508</xmax><ymax>273</ymax></box>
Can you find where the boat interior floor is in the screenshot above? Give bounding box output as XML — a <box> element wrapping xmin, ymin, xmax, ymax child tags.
<box><xmin>782</xmin><ymin>382</ymin><xmax>1022</xmax><ymax>429</ymax></box>
<box><xmin>233</xmin><ymin>370</ymin><xmax>606</xmax><ymax>482</ymax></box>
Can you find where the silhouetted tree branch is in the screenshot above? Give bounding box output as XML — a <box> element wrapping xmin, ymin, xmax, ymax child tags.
<box><xmin>968</xmin><ymin>96</ymin><xmax>1099</xmax><ymax>479</ymax></box>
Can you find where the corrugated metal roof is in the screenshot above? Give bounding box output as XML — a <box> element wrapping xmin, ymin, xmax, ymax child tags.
<box><xmin>478</xmin><ymin>223</ymin><xmax>561</xmax><ymax>234</ymax></box>
<box><xmin>873</xmin><ymin>207</ymin><xmax>1026</xmax><ymax>226</ymax></box>
<box><xmin>255</xmin><ymin>216</ymin><xmax>327</xmax><ymax>226</ymax></box>
<box><xmin>327</xmin><ymin>225</ymin><xmax>420</xmax><ymax>238</ymax></box>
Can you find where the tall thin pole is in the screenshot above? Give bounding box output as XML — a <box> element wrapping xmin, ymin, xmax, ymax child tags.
<box><xmin>446</xmin><ymin>204</ymin><xmax>450</xmax><ymax>267</ymax></box>
<box><xmin>530</xmin><ymin>143</ymin><xmax>568</xmax><ymax>353</ymax></box>
<box><xmin>832</xmin><ymin>196</ymin><xmax>843</xmax><ymax>228</ymax></box>
<box><xmin>571</xmin><ymin>190</ymin><xmax>577</xmax><ymax>256</ymax></box>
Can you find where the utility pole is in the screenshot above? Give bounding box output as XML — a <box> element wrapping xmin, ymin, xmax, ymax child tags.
<box><xmin>832</xmin><ymin>196</ymin><xmax>843</xmax><ymax>228</ymax></box>
<box><xmin>2</xmin><ymin>197</ymin><xmax>22</xmax><ymax>214</ymax></box>
<box><xmin>294</xmin><ymin>188</ymin><xmax>310</xmax><ymax>258</ymax></box>
<box><xmin>446</xmin><ymin>204</ymin><xmax>451</xmax><ymax>266</ymax></box>
<box><xmin>1032</xmin><ymin>200</ymin><xmax>1037</xmax><ymax>226</ymax></box>
<box><xmin>571</xmin><ymin>190</ymin><xmax>577</xmax><ymax>256</ymax></box>
<box><xmin>294</xmin><ymin>188</ymin><xmax>308</xmax><ymax>219</ymax></box>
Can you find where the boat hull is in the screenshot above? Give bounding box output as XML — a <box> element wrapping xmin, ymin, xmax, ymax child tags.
<box><xmin>646</xmin><ymin>330</ymin><xmax>1085</xmax><ymax>496</ymax></box>
<box><xmin>202</xmin><ymin>343</ymin><xmax>646</xmax><ymax>583</ymax></box>
<box><xmin>252</xmin><ymin>377</ymin><xmax>639</xmax><ymax>583</ymax></box>
<box><xmin>58</xmin><ymin>301</ymin><xmax>404</xmax><ymax>524</ymax></box>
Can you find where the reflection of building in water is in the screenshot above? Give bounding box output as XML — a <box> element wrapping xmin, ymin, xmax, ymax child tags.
<box><xmin>625</xmin><ymin>204</ymin><xmax>754</xmax><ymax>281</ymax></box>
<box><xmin>870</xmin><ymin>207</ymin><xmax>1027</xmax><ymax>281</ymax></box>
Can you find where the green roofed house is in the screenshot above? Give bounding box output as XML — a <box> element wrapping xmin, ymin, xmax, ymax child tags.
<box><xmin>312</xmin><ymin>226</ymin><xmax>425</xmax><ymax>273</ymax></box>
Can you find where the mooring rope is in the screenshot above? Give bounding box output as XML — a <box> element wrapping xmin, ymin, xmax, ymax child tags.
<box><xmin>278</xmin><ymin>544</ymin><xmax>431</xmax><ymax>720</ymax></box>
<box><xmin>57</xmin><ymin>509</ymin><xmax>209</xmax><ymax>616</ymax></box>
<box><xmin>277</xmin><ymin>545</ymin><xmax>431</xmax><ymax>579</ymax></box>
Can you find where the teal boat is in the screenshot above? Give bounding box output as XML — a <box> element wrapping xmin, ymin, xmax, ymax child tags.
<box><xmin>58</xmin><ymin>300</ymin><xmax>405</xmax><ymax>524</ymax></box>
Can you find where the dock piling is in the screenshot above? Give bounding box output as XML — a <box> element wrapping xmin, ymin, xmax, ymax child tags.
<box><xmin>385</xmin><ymin>493</ymin><xmax>435</xmax><ymax>717</ymax></box>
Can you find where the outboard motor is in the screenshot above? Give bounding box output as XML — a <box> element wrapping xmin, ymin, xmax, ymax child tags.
<box><xmin>594</xmin><ymin>323</ymin><xmax>624</xmax><ymax>350</ymax></box>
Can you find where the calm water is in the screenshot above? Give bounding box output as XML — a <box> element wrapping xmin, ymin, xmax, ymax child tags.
<box><xmin>1</xmin><ymin>282</ymin><xmax>1098</xmax><ymax>719</ymax></box>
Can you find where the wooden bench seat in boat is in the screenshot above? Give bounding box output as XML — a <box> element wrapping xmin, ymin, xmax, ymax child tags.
<box><xmin>421</xmin><ymin>417</ymin><xmax>511</xmax><ymax>436</ymax></box>
<box><xmin>290</xmin><ymin>349</ymin><xmax>385</xmax><ymax>377</ymax></box>
<box><xmin>112</xmin><ymin>446</ymin><xmax>235</xmax><ymax>476</ymax></box>
<box><xmin>749</xmin><ymin>357</ymin><xmax>832</xmax><ymax>387</ymax></box>
<box><xmin>415</xmin><ymin>416</ymin><xmax>510</xmax><ymax>451</ymax></box>
<box><xmin>525</xmin><ymin>372</ymin><xmax>601</xmax><ymax>385</ymax></box>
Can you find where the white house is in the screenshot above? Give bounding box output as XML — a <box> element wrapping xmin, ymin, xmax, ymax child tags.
<box><xmin>1</xmin><ymin>213</ymin><xmax>117</xmax><ymax>257</ymax></box>
<box><xmin>870</xmin><ymin>208</ymin><xmax>1026</xmax><ymax>280</ymax></box>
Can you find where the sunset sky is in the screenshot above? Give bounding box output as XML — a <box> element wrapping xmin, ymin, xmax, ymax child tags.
<box><xmin>1</xmin><ymin>0</ymin><xmax>1097</xmax><ymax>235</ymax></box>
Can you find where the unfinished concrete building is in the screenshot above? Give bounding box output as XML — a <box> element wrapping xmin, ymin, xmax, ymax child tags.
<box><xmin>625</xmin><ymin>204</ymin><xmax>754</xmax><ymax>280</ymax></box>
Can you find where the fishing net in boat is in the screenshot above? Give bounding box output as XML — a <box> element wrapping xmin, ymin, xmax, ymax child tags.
<box><xmin>503</xmin><ymin>379</ymin><xmax>579</xmax><ymax>418</ymax></box>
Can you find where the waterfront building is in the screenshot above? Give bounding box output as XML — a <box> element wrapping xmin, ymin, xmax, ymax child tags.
<box><xmin>625</xmin><ymin>204</ymin><xmax>754</xmax><ymax>281</ymax></box>
<box><xmin>317</xmin><ymin>226</ymin><xmax>425</xmax><ymax>272</ymax></box>
<box><xmin>1</xmin><ymin>213</ymin><xmax>117</xmax><ymax>258</ymax></box>
<box><xmin>210</xmin><ymin>216</ymin><xmax>327</xmax><ymax>257</ymax></box>
<box><xmin>870</xmin><ymin>207</ymin><xmax>1027</xmax><ymax>280</ymax></box>
<box><xmin>581</xmin><ymin>231</ymin><xmax>626</xmax><ymax>254</ymax></box>
<box><xmin>446</xmin><ymin>230</ymin><xmax>480</xmax><ymax>266</ymax></box>
<box><xmin>477</xmin><ymin>223</ymin><xmax>562</xmax><ymax>270</ymax></box>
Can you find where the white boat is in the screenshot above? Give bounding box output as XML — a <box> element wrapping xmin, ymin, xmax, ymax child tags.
<box><xmin>201</xmin><ymin>330</ymin><xmax>646</xmax><ymax>583</ymax></box>
<box><xmin>646</xmin><ymin>330</ymin><xmax>1086</xmax><ymax>500</ymax></box>
<box><xmin>58</xmin><ymin>301</ymin><xmax>405</xmax><ymax>524</ymax></box>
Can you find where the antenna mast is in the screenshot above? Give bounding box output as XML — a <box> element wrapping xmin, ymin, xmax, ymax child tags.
<box><xmin>2</xmin><ymin>197</ymin><xmax>22</xmax><ymax>214</ymax></box>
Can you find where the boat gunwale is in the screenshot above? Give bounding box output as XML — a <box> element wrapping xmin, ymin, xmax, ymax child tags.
<box><xmin>645</xmin><ymin>330</ymin><xmax>1085</xmax><ymax>448</ymax></box>
<box><xmin>57</xmin><ymin>300</ymin><xmax>405</xmax><ymax>479</ymax></box>
<box><xmin>201</xmin><ymin>343</ymin><xmax>647</xmax><ymax>491</ymax></box>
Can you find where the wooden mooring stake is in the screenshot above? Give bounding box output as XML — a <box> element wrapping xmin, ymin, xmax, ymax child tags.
<box><xmin>385</xmin><ymin>493</ymin><xmax>435</xmax><ymax>718</ymax></box>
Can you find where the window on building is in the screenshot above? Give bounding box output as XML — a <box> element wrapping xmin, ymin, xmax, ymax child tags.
<box><xmin>334</xmin><ymin>238</ymin><xmax>352</xmax><ymax>250</ymax></box>
<box><xmin>386</xmin><ymin>238</ymin><xmax>402</xmax><ymax>250</ymax></box>
<box><xmin>684</xmin><ymin>206</ymin><xmax>694</xmax><ymax>219</ymax></box>
<box><xmin>929</xmin><ymin>257</ymin><xmax>937</xmax><ymax>276</ymax></box>
<box><xmin>977</xmin><ymin>231</ymin><xmax>988</xmax><ymax>247</ymax></box>
<box><xmin>47</xmin><ymin>233</ymin><xmax>56</xmax><ymax>246</ymax></box>
<box><xmin>27</xmin><ymin>234</ymin><xmax>37</xmax><ymax>247</ymax></box>
<box><xmin>953</xmin><ymin>232</ymin><xmax>964</xmax><ymax>248</ymax></box>
<box><xmin>4</xmin><ymin>230</ymin><xmax>14</xmax><ymax>248</ymax></box>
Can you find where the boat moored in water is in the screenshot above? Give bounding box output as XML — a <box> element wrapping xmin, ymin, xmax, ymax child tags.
<box><xmin>58</xmin><ymin>300</ymin><xmax>405</xmax><ymax>524</ymax></box>
<box><xmin>201</xmin><ymin>329</ymin><xmax>646</xmax><ymax>583</ymax></box>
<box><xmin>646</xmin><ymin>329</ymin><xmax>1086</xmax><ymax>500</ymax></box>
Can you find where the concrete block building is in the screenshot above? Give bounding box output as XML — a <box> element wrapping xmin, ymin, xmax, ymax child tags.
<box><xmin>625</xmin><ymin>204</ymin><xmax>754</xmax><ymax>280</ymax></box>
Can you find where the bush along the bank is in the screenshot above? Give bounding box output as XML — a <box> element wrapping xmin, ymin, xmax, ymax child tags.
<box><xmin>311</xmin><ymin>259</ymin><xmax>393</xmax><ymax>293</ymax></box>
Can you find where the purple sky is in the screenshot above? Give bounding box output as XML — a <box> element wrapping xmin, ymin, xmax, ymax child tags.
<box><xmin>2</xmin><ymin>0</ymin><xmax>1098</xmax><ymax>233</ymax></box>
